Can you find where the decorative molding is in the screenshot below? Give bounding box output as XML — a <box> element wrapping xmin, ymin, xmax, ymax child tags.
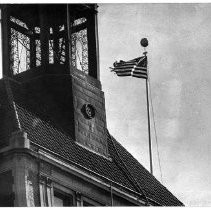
<box><xmin>81</xmin><ymin>103</ymin><xmax>95</xmax><ymax>119</ymax></box>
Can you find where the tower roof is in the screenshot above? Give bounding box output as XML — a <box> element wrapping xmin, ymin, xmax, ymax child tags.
<box><xmin>0</xmin><ymin>74</ymin><xmax>183</xmax><ymax>206</ymax></box>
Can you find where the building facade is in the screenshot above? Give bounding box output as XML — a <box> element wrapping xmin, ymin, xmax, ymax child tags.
<box><xmin>0</xmin><ymin>4</ymin><xmax>183</xmax><ymax>206</ymax></box>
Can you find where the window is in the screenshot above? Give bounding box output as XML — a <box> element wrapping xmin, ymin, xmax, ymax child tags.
<box><xmin>83</xmin><ymin>201</ymin><xmax>95</xmax><ymax>206</ymax></box>
<box><xmin>39</xmin><ymin>177</ymin><xmax>75</xmax><ymax>207</ymax></box>
<box><xmin>81</xmin><ymin>195</ymin><xmax>102</xmax><ymax>206</ymax></box>
<box><xmin>53</xmin><ymin>189</ymin><xmax>73</xmax><ymax>207</ymax></box>
<box><xmin>71</xmin><ymin>17</ymin><xmax>88</xmax><ymax>74</ymax></box>
<box><xmin>52</xmin><ymin>183</ymin><xmax>75</xmax><ymax>207</ymax></box>
<box><xmin>39</xmin><ymin>176</ymin><xmax>104</xmax><ymax>207</ymax></box>
<box><xmin>39</xmin><ymin>176</ymin><xmax>53</xmax><ymax>207</ymax></box>
<box><xmin>10</xmin><ymin>16</ymin><xmax>32</xmax><ymax>74</ymax></box>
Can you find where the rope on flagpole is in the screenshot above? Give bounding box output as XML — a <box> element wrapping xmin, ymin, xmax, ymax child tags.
<box><xmin>147</xmin><ymin>72</ymin><xmax>163</xmax><ymax>184</ymax></box>
<box><xmin>145</xmin><ymin>75</ymin><xmax>153</xmax><ymax>175</ymax></box>
<box><xmin>141</xmin><ymin>38</ymin><xmax>163</xmax><ymax>183</ymax></box>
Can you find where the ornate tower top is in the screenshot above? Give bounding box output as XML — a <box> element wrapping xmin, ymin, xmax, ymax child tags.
<box><xmin>0</xmin><ymin>4</ymin><xmax>109</xmax><ymax>157</ymax></box>
<box><xmin>1</xmin><ymin>4</ymin><xmax>99</xmax><ymax>79</ymax></box>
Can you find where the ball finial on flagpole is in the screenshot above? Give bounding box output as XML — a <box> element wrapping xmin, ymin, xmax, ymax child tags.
<box><xmin>140</xmin><ymin>38</ymin><xmax>148</xmax><ymax>47</ymax></box>
<box><xmin>140</xmin><ymin>38</ymin><xmax>148</xmax><ymax>56</ymax></box>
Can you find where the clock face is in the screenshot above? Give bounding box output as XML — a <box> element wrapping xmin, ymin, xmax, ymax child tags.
<box><xmin>81</xmin><ymin>104</ymin><xmax>95</xmax><ymax>119</ymax></box>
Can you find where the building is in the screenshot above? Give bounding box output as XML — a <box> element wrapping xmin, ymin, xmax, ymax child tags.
<box><xmin>0</xmin><ymin>4</ymin><xmax>184</xmax><ymax>206</ymax></box>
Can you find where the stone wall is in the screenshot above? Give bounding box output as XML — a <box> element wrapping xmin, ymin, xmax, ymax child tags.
<box><xmin>0</xmin><ymin>170</ymin><xmax>14</xmax><ymax>206</ymax></box>
<box><xmin>72</xmin><ymin>70</ymin><xmax>108</xmax><ymax>157</ymax></box>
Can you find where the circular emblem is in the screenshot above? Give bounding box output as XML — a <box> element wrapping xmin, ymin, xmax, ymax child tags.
<box><xmin>81</xmin><ymin>104</ymin><xmax>95</xmax><ymax>119</ymax></box>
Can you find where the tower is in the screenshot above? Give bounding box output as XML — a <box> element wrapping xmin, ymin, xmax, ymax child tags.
<box><xmin>1</xmin><ymin>4</ymin><xmax>108</xmax><ymax>157</ymax></box>
<box><xmin>0</xmin><ymin>4</ymin><xmax>183</xmax><ymax>207</ymax></box>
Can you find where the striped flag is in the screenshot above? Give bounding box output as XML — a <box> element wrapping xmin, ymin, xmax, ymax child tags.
<box><xmin>110</xmin><ymin>55</ymin><xmax>148</xmax><ymax>79</ymax></box>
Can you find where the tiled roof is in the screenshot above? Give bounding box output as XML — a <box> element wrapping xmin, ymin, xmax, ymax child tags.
<box><xmin>108</xmin><ymin>134</ymin><xmax>183</xmax><ymax>206</ymax></box>
<box><xmin>0</xmin><ymin>76</ymin><xmax>183</xmax><ymax>206</ymax></box>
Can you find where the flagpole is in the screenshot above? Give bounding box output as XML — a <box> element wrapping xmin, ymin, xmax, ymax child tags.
<box><xmin>141</xmin><ymin>38</ymin><xmax>153</xmax><ymax>175</ymax></box>
<box><xmin>145</xmin><ymin>71</ymin><xmax>153</xmax><ymax>175</ymax></box>
<box><xmin>111</xmin><ymin>38</ymin><xmax>153</xmax><ymax>175</ymax></box>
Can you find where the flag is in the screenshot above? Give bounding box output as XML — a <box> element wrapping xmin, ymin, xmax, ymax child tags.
<box><xmin>131</xmin><ymin>56</ymin><xmax>148</xmax><ymax>79</ymax></box>
<box><xmin>110</xmin><ymin>55</ymin><xmax>148</xmax><ymax>79</ymax></box>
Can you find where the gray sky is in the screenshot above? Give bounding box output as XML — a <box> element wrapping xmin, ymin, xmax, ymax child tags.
<box><xmin>98</xmin><ymin>3</ymin><xmax>211</xmax><ymax>206</ymax></box>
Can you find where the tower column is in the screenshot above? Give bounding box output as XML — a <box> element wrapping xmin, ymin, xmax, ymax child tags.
<box><xmin>39</xmin><ymin>6</ymin><xmax>49</xmax><ymax>70</ymax></box>
<box><xmin>1</xmin><ymin>6</ymin><xmax>12</xmax><ymax>77</ymax></box>
<box><xmin>29</xmin><ymin>27</ymin><xmax>36</xmax><ymax>69</ymax></box>
<box><xmin>87</xmin><ymin>8</ymin><xmax>98</xmax><ymax>79</ymax></box>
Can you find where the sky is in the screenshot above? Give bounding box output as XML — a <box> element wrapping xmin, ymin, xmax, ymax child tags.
<box><xmin>98</xmin><ymin>3</ymin><xmax>211</xmax><ymax>207</ymax></box>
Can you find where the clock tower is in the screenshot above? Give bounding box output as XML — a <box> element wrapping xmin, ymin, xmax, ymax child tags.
<box><xmin>1</xmin><ymin>4</ymin><xmax>109</xmax><ymax>157</ymax></box>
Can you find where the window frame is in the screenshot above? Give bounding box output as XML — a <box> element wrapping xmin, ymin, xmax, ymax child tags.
<box><xmin>52</xmin><ymin>182</ymin><xmax>76</xmax><ymax>207</ymax></box>
<box><xmin>81</xmin><ymin>195</ymin><xmax>103</xmax><ymax>206</ymax></box>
